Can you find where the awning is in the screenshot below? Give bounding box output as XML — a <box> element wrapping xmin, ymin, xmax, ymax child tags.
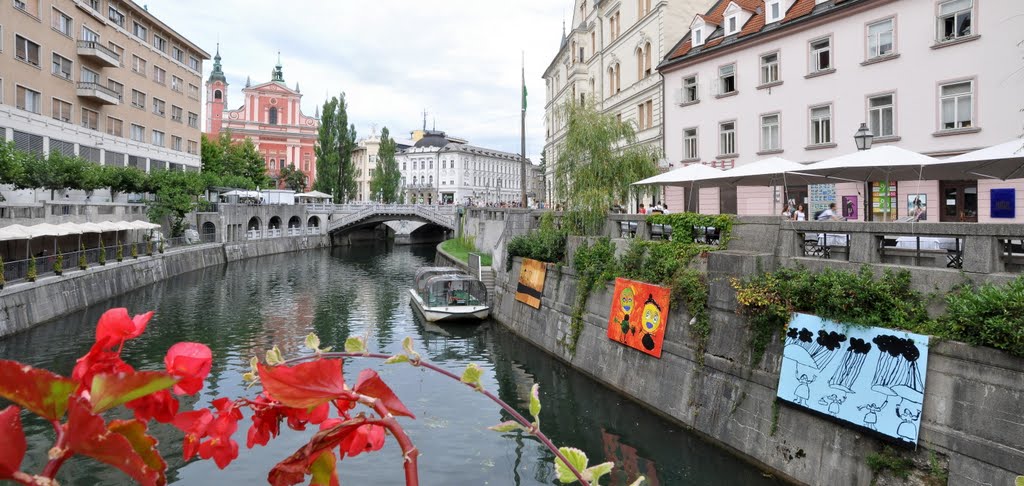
<box><xmin>223</xmin><ymin>190</ymin><xmax>261</xmax><ymax>198</ymax></box>
<box><xmin>0</xmin><ymin>225</ymin><xmax>34</xmax><ymax>241</ymax></box>
<box><xmin>795</xmin><ymin>146</ymin><xmax>939</xmax><ymax>182</ymax></box>
<box><xmin>76</xmin><ymin>223</ymin><xmax>104</xmax><ymax>234</ymax></box>
<box><xmin>922</xmin><ymin>139</ymin><xmax>1024</xmax><ymax>181</ymax></box>
<box><xmin>296</xmin><ymin>190</ymin><xmax>332</xmax><ymax>199</ymax></box>
<box><xmin>632</xmin><ymin>163</ymin><xmax>724</xmax><ymax>186</ymax></box>
<box><xmin>127</xmin><ymin>220</ymin><xmax>161</xmax><ymax>230</ymax></box>
<box><xmin>698</xmin><ymin>157</ymin><xmax>848</xmax><ymax>187</ymax></box>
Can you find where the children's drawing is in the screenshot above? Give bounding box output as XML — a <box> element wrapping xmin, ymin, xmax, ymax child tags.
<box><xmin>829</xmin><ymin>337</ymin><xmax>872</xmax><ymax>393</ymax></box>
<box><xmin>606</xmin><ymin>278</ymin><xmax>671</xmax><ymax>358</ymax></box>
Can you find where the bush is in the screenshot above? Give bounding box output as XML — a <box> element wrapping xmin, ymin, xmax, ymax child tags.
<box><xmin>940</xmin><ymin>276</ymin><xmax>1024</xmax><ymax>357</ymax></box>
<box><xmin>506</xmin><ymin>212</ymin><xmax>567</xmax><ymax>270</ymax></box>
<box><xmin>98</xmin><ymin>246</ymin><xmax>106</xmax><ymax>266</ymax></box>
<box><xmin>0</xmin><ymin>255</ymin><xmax>5</xmax><ymax>288</ymax></box>
<box><xmin>131</xmin><ymin>244</ymin><xmax>139</xmax><ymax>259</ymax></box>
<box><xmin>116</xmin><ymin>241</ymin><xmax>124</xmax><ymax>262</ymax></box>
<box><xmin>26</xmin><ymin>256</ymin><xmax>37</xmax><ymax>282</ymax></box>
<box><xmin>78</xmin><ymin>244</ymin><xmax>88</xmax><ymax>270</ymax></box>
<box><xmin>54</xmin><ymin>254</ymin><xmax>63</xmax><ymax>276</ymax></box>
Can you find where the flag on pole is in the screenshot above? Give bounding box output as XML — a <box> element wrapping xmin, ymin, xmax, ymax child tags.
<box><xmin>522</xmin><ymin>82</ymin><xmax>528</xmax><ymax>111</ymax></box>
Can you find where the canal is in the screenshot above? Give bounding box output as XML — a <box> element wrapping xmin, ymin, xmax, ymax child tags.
<box><xmin>0</xmin><ymin>244</ymin><xmax>782</xmax><ymax>485</ymax></box>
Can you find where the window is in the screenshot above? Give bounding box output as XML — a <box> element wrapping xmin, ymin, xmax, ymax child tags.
<box><xmin>810</xmin><ymin>37</ymin><xmax>831</xmax><ymax>72</ymax></box>
<box><xmin>86</xmin><ymin>0</ymin><xmax>98</xmax><ymax>11</ymax></box>
<box><xmin>644</xmin><ymin>99</ymin><xmax>653</xmax><ymax>129</ymax></box>
<box><xmin>152</xmin><ymin>130</ymin><xmax>164</xmax><ymax>147</ymax></box>
<box><xmin>108</xmin><ymin>6</ymin><xmax>125</xmax><ymax>27</ymax></box>
<box><xmin>132</xmin><ymin>55</ymin><xmax>146</xmax><ymax>74</ymax></box>
<box><xmin>133</xmin><ymin>21</ymin><xmax>147</xmax><ymax>42</ymax></box>
<box><xmin>810</xmin><ymin>105</ymin><xmax>833</xmax><ymax>145</ymax></box>
<box><xmin>767</xmin><ymin>0</ymin><xmax>782</xmax><ymax>23</ymax></box>
<box><xmin>867</xmin><ymin>19</ymin><xmax>894</xmax><ymax>58</ymax></box>
<box><xmin>107</xmin><ymin>42</ymin><xmax>123</xmax><ymax>63</ymax></box>
<box><xmin>937</xmin><ymin>0</ymin><xmax>972</xmax><ymax>42</ymax></box>
<box><xmin>638</xmin><ymin>102</ymin><xmax>647</xmax><ymax>130</ymax></box>
<box><xmin>52</xmin><ymin>9</ymin><xmax>72</xmax><ymax>37</ymax></box>
<box><xmin>80</xmin><ymin>67</ymin><xmax>99</xmax><ymax>84</ymax></box>
<box><xmin>81</xmin><ymin>108</ymin><xmax>98</xmax><ymax>130</ymax></box>
<box><xmin>719</xmin><ymin>122</ymin><xmax>736</xmax><ymax>155</ymax></box>
<box><xmin>107</xmin><ymin>79</ymin><xmax>123</xmax><ymax>100</ymax></box>
<box><xmin>188</xmin><ymin>84</ymin><xmax>200</xmax><ymax>100</ymax></box>
<box><xmin>15</xmin><ymin>35</ymin><xmax>41</xmax><ymax>66</ymax></box>
<box><xmin>153</xmin><ymin>66</ymin><xmax>166</xmax><ymax>84</ymax></box>
<box><xmin>152</xmin><ymin>98</ymin><xmax>165</xmax><ymax>117</ymax></box>
<box><xmin>187</xmin><ymin>112</ymin><xmax>199</xmax><ymax>128</ymax></box>
<box><xmin>172</xmin><ymin>46</ymin><xmax>184</xmax><ymax>63</ymax></box>
<box><xmin>52</xmin><ymin>98</ymin><xmax>72</xmax><ymax>122</ymax></box>
<box><xmin>719</xmin><ymin>64</ymin><xmax>736</xmax><ymax>94</ymax></box>
<box><xmin>172</xmin><ymin>136</ymin><xmax>182</xmax><ymax>151</ymax></box>
<box><xmin>760</xmin><ymin>52</ymin><xmax>779</xmax><ymax>84</ymax></box>
<box><xmin>153</xmin><ymin>35</ymin><xmax>166</xmax><ymax>53</ymax></box>
<box><xmin>17</xmin><ymin>86</ymin><xmax>41</xmax><ymax>113</ymax></box>
<box><xmin>171</xmin><ymin>105</ymin><xmax>183</xmax><ymax>122</ymax></box>
<box><xmin>868</xmin><ymin>94</ymin><xmax>894</xmax><ymax>137</ymax></box>
<box><xmin>693</xmin><ymin>28</ymin><xmax>703</xmax><ymax>46</ymax></box>
<box><xmin>52</xmin><ymin>53</ymin><xmax>73</xmax><ymax>79</ymax></box>
<box><xmin>131</xmin><ymin>89</ymin><xmax>145</xmax><ymax>109</ymax></box>
<box><xmin>643</xmin><ymin>42</ymin><xmax>652</xmax><ymax>78</ymax></box>
<box><xmin>188</xmin><ymin>56</ymin><xmax>200</xmax><ymax>71</ymax></box>
<box><xmin>727</xmin><ymin>16</ymin><xmax>738</xmax><ymax>35</ymax></box>
<box><xmin>171</xmin><ymin>75</ymin><xmax>183</xmax><ymax>92</ymax></box>
<box><xmin>188</xmin><ymin>140</ymin><xmax>198</xmax><ymax>155</ymax></box>
<box><xmin>13</xmin><ymin>0</ymin><xmax>39</xmax><ymax>16</ymax></box>
<box><xmin>940</xmin><ymin>81</ymin><xmax>972</xmax><ymax>130</ymax></box>
<box><xmin>683</xmin><ymin>128</ymin><xmax>698</xmax><ymax>159</ymax></box>
<box><xmin>107</xmin><ymin>117</ymin><xmax>123</xmax><ymax>137</ymax></box>
<box><xmin>761</xmin><ymin>114</ymin><xmax>781</xmax><ymax>151</ymax></box>
<box><xmin>682</xmin><ymin>76</ymin><xmax>698</xmax><ymax>103</ymax></box>
<box><xmin>268</xmin><ymin>107</ymin><xmax>278</xmax><ymax>125</ymax></box>
<box><xmin>81</xmin><ymin>26</ymin><xmax>98</xmax><ymax>43</ymax></box>
<box><xmin>130</xmin><ymin>124</ymin><xmax>145</xmax><ymax>142</ymax></box>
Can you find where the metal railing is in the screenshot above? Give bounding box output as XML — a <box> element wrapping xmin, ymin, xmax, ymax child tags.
<box><xmin>76</xmin><ymin>40</ymin><xmax>121</xmax><ymax>62</ymax></box>
<box><xmin>245</xmin><ymin>226</ymin><xmax>323</xmax><ymax>240</ymax></box>
<box><xmin>76</xmin><ymin>82</ymin><xmax>120</xmax><ymax>99</ymax></box>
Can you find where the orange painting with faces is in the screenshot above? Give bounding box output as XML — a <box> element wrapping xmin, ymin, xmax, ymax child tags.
<box><xmin>606</xmin><ymin>278</ymin><xmax>671</xmax><ymax>358</ymax></box>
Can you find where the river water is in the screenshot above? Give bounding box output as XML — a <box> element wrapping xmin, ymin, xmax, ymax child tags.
<box><xmin>0</xmin><ymin>245</ymin><xmax>782</xmax><ymax>485</ymax></box>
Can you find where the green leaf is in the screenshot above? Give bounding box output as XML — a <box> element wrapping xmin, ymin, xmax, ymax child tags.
<box><xmin>305</xmin><ymin>333</ymin><xmax>322</xmax><ymax>352</ymax></box>
<box><xmin>383</xmin><ymin>354</ymin><xmax>409</xmax><ymax>364</ymax></box>
<box><xmin>344</xmin><ymin>337</ymin><xmax>366</xmax><ymax>353</ymax></box>
<box><xmin>0</xmin><ymin>360</ymin><xmax>76</xmax><ymax>421</ymax></box>
<box><xmin>266</xmin><ymin>346</ymin><xmax>284</xmax><ymax>365</ymax></box>
<box><xmin>108</xmin><ymin>419</ymin><xmax>167</xmax><ymax>486</ymax></box>
<box><xmin>529</xmin><ymin>383</ymin><xmax>542</xmax><ymax>422</ymax></box>
<box><xmin>628</xmin><ymin>476</ymin><xmax>647</xmax><ymax>486</ymax></box>
<box><xmin>1016</xmin><ymin>476</ymin><xmax>1024</xmax><ymax>486</ymax></box>
<box><xmin>554</xmin><ymin>447</ymin><xmax>589</xmax><ymax>484</ymax></box>
<box><xmin>90</xmin><ymin>371</ymin><xmax>177</xmax><ymax>414</ymax></box>
<box><xmin>584</xmin><ymin>462</ymin><xmax>614</xmax><ymax>484</ymax></box>
<box><xmin>309</xmin><ymin>450</ymin><xmax>338</xmax><ymax>486</ymax></box>
<box><xmin>401</xmin><ymin>336</ymin><xmax>418</xmax><ymax>358</ymax></box>
<box><xmin>460</xmin><ymin>363</ymin><xmax>483</xmax><ymax>389</ymax></box>
<box><xmin>488</xmin><ymin>420</ymin><xmax>525</xmax><ymax>433</ymax></box>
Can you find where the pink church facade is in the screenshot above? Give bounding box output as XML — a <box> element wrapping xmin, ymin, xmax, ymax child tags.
<box><xmin>205</xmin><ymin>51</ymin><xmax>319</xmax><ymax>189</ymax></box>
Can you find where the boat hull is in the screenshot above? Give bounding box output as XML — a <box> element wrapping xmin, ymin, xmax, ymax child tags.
<box><xmin>408</xmin><ymin>289</ymin><xmax>490</xmax><ymax>322</ymax></box>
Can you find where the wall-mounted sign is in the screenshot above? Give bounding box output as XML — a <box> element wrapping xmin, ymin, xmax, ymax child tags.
<box><xmin>515</xmin><ymin>258</ymin><xmax>547</xmax><ymax>309</ymax></box>
<box><xmin>607</xmin><ymin>278</ymin><xmax>671</xmax><ymax>358</ymax></box>
<box><xmin>776</xmin><ymin>314</ymin><xmax>930</xmax><ymax>445</ymax></box>
<box><xmin>991</xmin><ymin>189</ymin><xmax>1016</xmax><ymax>219</ymax></box>
<box><xmin>842</xmin><ymin>195</ymin><xmax>858</xmax><ymax>220</ymax></box>
<box><xmin>872</xmin><ymin>182</ymin><xmax>898</xmax><ymax>221</ymax></box>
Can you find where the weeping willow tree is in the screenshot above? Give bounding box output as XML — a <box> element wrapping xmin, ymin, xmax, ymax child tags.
<box><xmin>553</xmin><ymin>101</ymin><xmax>659</xmax><ymax>235</ymax></box>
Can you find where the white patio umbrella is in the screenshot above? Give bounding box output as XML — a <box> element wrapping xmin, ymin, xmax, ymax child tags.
<box><xmin>922</xmin><ymin>139</ymin><xmax>1024</xmax><ymax>181</ymax></box>
<box><xmin>75</xmin><ymin>222</ymin><xmax>105</xmax><ymax>249</ymax></box>
<box><xmin>0</xmin><ymin>225</ymin><xmax>34</xmax><ymax>260</ymax></box>
<box><xmin>698</xmin><ymin>157</ymin><xmax>849</xmax><ymax>214</ymax></box>
<box><xmin>632</xmin><ymin>163</ymin><xmax>725</xmax><ymax>212</ymax></box>
<box><xmin>795</xmin><ymin>146</ymin><xmax>939</xmax><ymax>182</ymax></box>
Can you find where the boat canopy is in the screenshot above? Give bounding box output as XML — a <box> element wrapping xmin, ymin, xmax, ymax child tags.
<box><xmin>421</xmin><ymin>275</ymin><xmax>487</xmax><ymax>308</ymax></box>
<box><xmin>413</xmin><ymin>267</ymin><xmax>465</xmax><ymax>292</ymax></box>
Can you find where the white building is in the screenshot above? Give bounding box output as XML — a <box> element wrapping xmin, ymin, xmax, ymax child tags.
<box><xmin>542</xmin><ymin>0</ymin><xmax>708</xmax><ymax>203</ymax></box>
<box><xmin>659</xmin><ymin>0</ymin><xmax>1024</xmax><ymax>222</ymax></box>
<box><xmin>397</xmin><ymin>130</ymin><xmax>537</xmax><ymax>205</ymax></box>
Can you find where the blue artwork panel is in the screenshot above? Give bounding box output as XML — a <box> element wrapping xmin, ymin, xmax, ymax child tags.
<box><xmin>991</xmin><ymin>189</ymin><xmax>1015</xmax><ymax>219</ymax></box>
<box><xmin>776</xmin><ymin>313</ymin><xmax>930</xmax><ymax>445</ymax></box>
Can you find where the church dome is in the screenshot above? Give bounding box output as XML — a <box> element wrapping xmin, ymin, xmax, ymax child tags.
<box><xmin>414</xmin><ymin>130</ymin><xmax>449</xmax><ymax>148</ymax></box>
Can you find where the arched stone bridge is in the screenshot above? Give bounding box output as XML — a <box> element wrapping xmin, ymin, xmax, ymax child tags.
<box><xmin>326</xmin><ymin>204</ymin><xmax>457</xmax><ymax>235</ymax></box>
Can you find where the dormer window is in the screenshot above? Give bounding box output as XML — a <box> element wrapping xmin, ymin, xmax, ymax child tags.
<box><xmin>766</xmin><ymin>0</ymin><xmax>782</xmax><ymax>23</ymax></box>
<box><xmin>693</xmin><ymin>28</ymin><xmax>704</xmax><ymax>46</ymax></box>
<box><xmin>727</xmin><ymin>16</ymin><xmax>738</xmax><ymax>35</ymax></box>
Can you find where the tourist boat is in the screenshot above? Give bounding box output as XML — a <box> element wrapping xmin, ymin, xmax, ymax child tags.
<box><xmin>409</xmin><ymin>267</ymin><xmax>490</xmax><ymax>322</ymax></box>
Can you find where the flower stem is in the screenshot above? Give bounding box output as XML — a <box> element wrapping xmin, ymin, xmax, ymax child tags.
<box><xmin>41</xmin><ymin>420</ymin><xmax>70</xmax><ymax>479</ymax></box>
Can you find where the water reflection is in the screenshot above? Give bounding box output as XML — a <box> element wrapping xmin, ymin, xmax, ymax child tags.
<box><xmin>0</xmin><ymin>244</ymin><xmax>780</xmax><ymax>485</ymax></box>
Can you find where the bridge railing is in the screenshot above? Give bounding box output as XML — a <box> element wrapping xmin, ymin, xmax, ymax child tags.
<box><xmin>326</xmin><ymin>204</ymin><xmax>457</xmax><ymax>232</ymax></box>
<box><xmin>245</xmin><ymin>226</ymin><xmax>323</xmax><ymax>240</ymax></box>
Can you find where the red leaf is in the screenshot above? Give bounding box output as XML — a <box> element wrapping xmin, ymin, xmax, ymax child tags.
<box><xmin>108</xmin><ymin>419</ymin><xmax>167</xmax><ymax>486</ymax></box>
<box><xmin>309</xmin><ymin>450</ymin><xmax>339</xmax><ymax>486</ymax></box>
<box><xmin>0</xmin><ymin>406</ymin><xmax>26</xmax><ymax>479</ymax></box>
<box><xmin>64</xmin><ymin>397</ymin><xmax>163</xmax><ymax>486</ymax></box>
<box><xmin>354</xmin><ymin>369</ymin><xmax>415</xmax><ymax>418</ymax></box>
<box><xmin>258</xmin><ymin>360</ymin><xmax>347</xmax><ymax>409</ymax></box>
<box><xmin>267</xmin><ymin>419</ymin><xmax>366</xmax><ymax>486</ymax></box>
<box><xmin>164</xmin><ymin>342</ymin><xmax>212</xmax><ymax>395</ymax></box>
<box><xmin>96</xmin><ymin>308</ymin><xmax>153</xmax><ymax>344</ymax></box>
<box><xmin>90</xmin><ymin>370</ymin><xmax>177</xmax><ymax>414</ymax></box>
<box><xmin>0</xmin><ymin>360</ymin><xmax>76</xmax><ymax>421</ymax></box>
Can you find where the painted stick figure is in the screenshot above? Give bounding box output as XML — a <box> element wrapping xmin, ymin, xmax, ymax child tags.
<box><xmin>896</xmin><ymin>407</ymin><xmax>922</xmax><ymax>443</ymax></box>
<box><xmin>818</xmin><ymin>394</ymin><xmax>847</xmax><ymax>417</ymax></box>
<box><xmin>793</xmin><ymin>370</ymin><xmax>817</xmax><ymax>406</ymax></box>
<box><xmin>857</xmin><ymin>400</ymin><xmax>888</xmax><ymax>430</ymax></box>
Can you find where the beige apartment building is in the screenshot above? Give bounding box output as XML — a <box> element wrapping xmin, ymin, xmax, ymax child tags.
<box><xmin>0</xmin><ymin>0</ymin><xmax>209</xmax><ymax>181</ymax></box>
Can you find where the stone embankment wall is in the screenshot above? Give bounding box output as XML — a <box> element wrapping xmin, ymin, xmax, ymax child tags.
<box><xmin>0</xmin><ymin>234</ymin><xmax>332</xmax><ymax>337</ymax></box>
<box><xmin>492</xmin><ymin>254</ymin><xmax>1023</xmax><ymax>486</ymax></box>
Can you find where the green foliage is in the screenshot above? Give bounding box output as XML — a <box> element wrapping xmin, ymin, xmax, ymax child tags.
<box><xmin>27</xmin><ymin>256</ymin><xmax>37</xmax><ymax>282</ymax></box>
<box><xmin>53</xmin><ymin>253</ymin><xmax>63</xmax><ymax>276</ymax></box>
<box><xmin>146</xmin><ymin>170</ymin><xmax>204</xmax><ymax>237</ymax></box>
<box><xmin>158</xmin><ymin>237</ymin><xmax>165</xmax><ymax>254</ymax></box>
<box><xmin>866</xmin><ymin>446</ymin><xmax>913</xmax><ymax>479</ymax></box>
<box><xmin>98</xmin><ymin>245</ymin><xmax>106</xmax><ymax>266</ymax></box>
<box><xmin>552</xmin><ymin>101</ymin><xmax>659</xmax><ymax>236</ymax></box>
<box><xmin>314</xmin><ymin>93</ymin><xmax>357</xmax><ymax>202</ymax></box>
<box><xmin>939</xmin><ymin>276</ymin><xmax>1024</xmax><ymax>357</ymax></box>
<box><xmin>566</xmin><ymin>238</ymin><xmax>619</xmax><ymax>356</ymax></box>
<box><xmin>734</xmin><ymin>266</ymin><xmax>932</xmax><ymax>366</ymax></box>
<box><xmin>78</xmin><ymin>244</ymin><xmax>88</xmax><ymax>270</ymax></box>
<box><xmin>131</xmin><ymin>244</ymin><xmax>138</xmax><ymax>259</ymax></box>
<box><xmin>928</xmin><ymin>451</ymin><xmax>948</xmax><ymax>485</ymax></box>
<box><xmin>279</xmin><ymin>164</ymin><xmax>308</xmax><ymax>192</ymax></box>
<box><xmin>201</xmin><ymin>132</ymin><xmax>271</xmax><ymax>189</ymax></box>
<box><xmin>506</xmin><ymin>212</ymin><xmax>567</xmax><ymax>270</ymax></box>
<box><xmin>769</xmin><ymin>400</ymin><xmax>780</xmax><ymax>436</ymax></box>
<box><xmin>116</xmin><ymin>241</ymin><xmax>124</xmax><ymax>262</ymax></box>
<box><xmin>647</xmin><ymin>213</ymin><xmax>735</xmax><ymax>247</ymax></box>
<box><xmin>370</xmin><ymin>127</ymin><xmax>402</xmax><ymax>203</ymax></box>
<box><xmin>146</xmin><ymin>237</ymin><xmax>153</xmax><ymax>256</ymax></box>
<box><xmin>0</xmin><ymin>255</ymin><xmax>5</xmax><ymax>288</ymax></box>
<box><xmin>440</xmin><ymin>237</ymin><xmax>492</xmax><ymax>267</ymax></box>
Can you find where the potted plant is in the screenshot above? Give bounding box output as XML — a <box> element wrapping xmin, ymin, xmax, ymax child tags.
<box><xmin>116</xmin><ymin>240</ymin><xmax>124</xmax><ymax>263</ymax></box>
<box><xmin>54</xmin><ymin>253</ymin><xmax>63</xmax><ymax>276</ymax></box>
<box><xmin>0</xmin><ymin>255</ymin><xmax>6</xmax><ymax>289</ymax></box>
<box><xmin>131</xmin><ymin>244</ymin><xmax>139</xmax><ymax>259</ymax></box>
<box><xmin>98</xmin><ymin>245</ymin><xmax>107</xmax><ymax>266</ymax></box>
<box><xmin>78</xmin><ymin>244</ymin><xmax>88</xmax><ymax>271</ymax></box>
<box><xmin>26</xmin><ymin>256</ymin><xmax>37</xmax><ymax>282</ymax></box>
<box><xmin>158</xmin><ymin>237</ymin><xmax>165</xmax><ymax>254</ymax></box>
<box><xmin>146</xmin><ymin>239</ymin><xmax>153</xmax><ymax>257</ymax></box>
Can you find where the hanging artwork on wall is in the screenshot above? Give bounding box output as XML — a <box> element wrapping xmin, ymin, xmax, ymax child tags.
<box><xmin>907</xmin><ymin>194</ymin><xmax>928</xmax><ymax>221</ymax></box>
<box><xmin>515</xmin><ymin>258</ymin><xmax>547</xmax><ymax>309</ymax></box>
<box><xmin>776</xmin><ymin>313</ymin><xmax>930</xmax><ymax>445</ymax></box>
<box><xmin>842</xmin><ymin>196</ymin><xmax>858</xmax><ymax>220</ymax></box>
<box><xmin>991</xmin><ymin>189</ymin><xmax>1016</xmax><ymax>219</ymax></box>
<box><xmin>606</xmin><ymin>278</ymin><xmax>671</xmax><ymax>358</ymax></box>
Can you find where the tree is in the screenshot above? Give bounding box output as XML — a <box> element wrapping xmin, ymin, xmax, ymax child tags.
<box><xmin>147</xmin><ymin>170</ymin><xmax>205</xmax><ymax>237</ymax></box>
<box><xmin>279</xmin><ymin>164</ymin><xmax>308</xmax><ymax>192</ymax></box>
<box><xmin>370</xmin><ymin>127</ymin><xmax>401</xmax><ymax>203</ymax></box>
<box><xmin>201</xmin><ymin>132</ymin><xmax>270</xmax><ymax>189</ymax></box>
<box><xmin>313</xmin><ymin>97</ymin><xmax>339</xmax><ymax>199</ymax></box>
<box><xmin>553</xmin><ymin>101</ymin><xmax>659</xmax><ymax>234</ymax></box>
<box><xmin>105</xmin><ymin>166</ymin><xmax>147</xmax><ymax>202</ymax></box>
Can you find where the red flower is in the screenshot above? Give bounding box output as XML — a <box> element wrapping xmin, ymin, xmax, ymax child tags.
<box><xmin>164</xmin><ymin>342</ymin><xmax>212</xmax><ymax>395</ymax></box>
<box><xmin>283</xmin><ymin>402</ymin><xmax>329</xmax><ymax>431</ymax></box>
<box><xmin>247</xmin><ymin>395</ymin><xmax>283</xmax><ymax>449</ymax></box>
<box><xmin>126</xmin><ymin>389</ymin><xmax>179</xmax><ymax>423</ymax></box>
<box><xmin>95</xmin><ymin>308</ymin><xmax>153</xmax><ymax>345</ymax></box>
<box><xmin>337</xmin><ymin>424</ymin><xmax>385</xmax><ymax>458</ymax></box>
<box><xmin>173</xmin><ymin>409</ymin><xmax>213</xmax><ymax>461</ymax></box>
<box><xmin>198</xmin><ymin>401</ymin><xmax>241</xmax><ymax>469</ymax></box>
<box><xmin>71</xmin><ymin>339</ymin><xmax>133</xmax><ymax>392</ymax></box>
<box><xmin>198</xmin><ymin>434</ymin><xmax>239</xmax><ymax>469</ymax></box>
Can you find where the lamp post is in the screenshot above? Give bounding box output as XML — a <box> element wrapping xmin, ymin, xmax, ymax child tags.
<box><xmin>854</xmin><ymin>123</ymin><xmax>878</xmax><ymax>220</ymax></box>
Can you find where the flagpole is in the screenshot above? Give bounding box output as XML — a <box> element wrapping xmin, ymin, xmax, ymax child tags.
<box><xmin>520</xmin><ymin>51</ymin><xmax>528</xmax><ymax>208</ymax></box>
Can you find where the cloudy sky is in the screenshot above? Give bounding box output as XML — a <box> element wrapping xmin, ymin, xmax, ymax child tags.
<box><xmin>147</xmin><ymin>0</ymin><xmax>569</xmax><ymax>162</ymax></box>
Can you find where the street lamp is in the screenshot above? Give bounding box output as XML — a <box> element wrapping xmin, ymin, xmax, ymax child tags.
<box><xmin>854</xmin><ymin>123</ymin><xmax>874</xmax><ymax>151</ymax></box>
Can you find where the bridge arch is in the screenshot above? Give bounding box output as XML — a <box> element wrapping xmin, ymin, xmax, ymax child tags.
<box><xmin>247</xmin><ymin>217</ymin><xmax>262</xmax><ymax>231</ymax></box>
<box><xmin>307</xmin><ymin>216</ymin><xmax>321</xmax><ymax>228</ymax></box>
<box><xmin>201</xmin><ymin>221</ymin><xmax>216</xmax><ymax>237</ymax></box>
<box><xmin>287</xmin><ymin>216</ymin><xmax>302</xmax><ymax>228</ymax></box>
<box><xmin>268</xmin><ymin>216</ymin><xmax>282</xmax><ymax>230</ymax></box>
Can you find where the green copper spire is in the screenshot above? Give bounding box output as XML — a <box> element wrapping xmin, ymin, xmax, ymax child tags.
<box><xmin>271</xmin><ymin>51</ymin><xmax>285</xmax><ymax>83</ymax></box>
<box><xmin>208</xmin><ymin>43</ymin><xmax>226</xmax><ymax>83</ymax></box>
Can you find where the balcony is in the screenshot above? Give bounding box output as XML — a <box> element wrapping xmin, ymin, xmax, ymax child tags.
<box><xmin>77</xmin><ymin>40</ymin><xmax>120</xmax><ymax>67</ymax></box>
<box><xmin>76</xmin><ymin>82</ymin><xmax>120</xmax><ymax>105</ymax></box>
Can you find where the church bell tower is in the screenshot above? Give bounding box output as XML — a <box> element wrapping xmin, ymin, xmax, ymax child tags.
<box><xmin>205</xmin><ymin>44</ymin><xmax>228</xmax><ymax>136</ymax></box>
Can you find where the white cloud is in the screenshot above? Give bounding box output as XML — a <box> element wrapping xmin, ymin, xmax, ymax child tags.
<box><xmin>146</xmin><ymin>0</ymin><xmax>569</xmax><ymax>162</ymax></box>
